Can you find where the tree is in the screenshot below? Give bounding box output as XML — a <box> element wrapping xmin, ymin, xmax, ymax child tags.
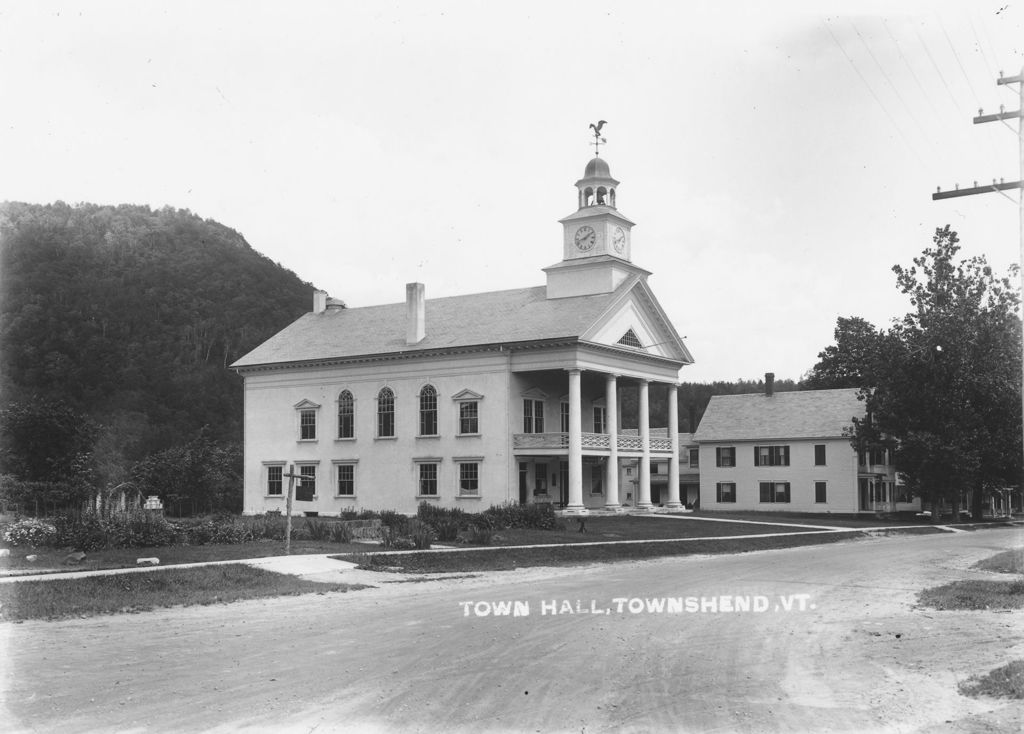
<box><xmin>852</xmin><ymin>226</ymin><xmax>1022</xmax><ymax>521</ymax></box>
<box><xmin>802</xmin><ymin>316</ymin><xmax>885</xmax><ymax>389</ymax></box>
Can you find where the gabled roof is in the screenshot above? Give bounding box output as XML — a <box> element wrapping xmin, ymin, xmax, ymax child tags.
<box><xmin>693</xmin><ymin>388</ymin><xmax>864</xmax><ymax>443</ymax></box>
<box><xmin>232</xmin><ymin>283</ymin><xmax>659</xmax><ymax>369</ymax></box>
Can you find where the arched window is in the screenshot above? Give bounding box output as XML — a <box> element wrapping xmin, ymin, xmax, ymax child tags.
<box><xmin>584</xmin><ymin>187</ymin><xmax>594</xmax><ymax>206</ymax></box>
<box><xmin>377</xmin><ymin>387</ymin><xmax>395</xmax><ymax>438</ymax></box>
<box><xmin>596</xmin><ymin>187</ymin><xmax>607</xmax><ymax>205</ymax></box>
<box><xmin>337</xmin><ymin>390</ymin><xmax>354</xmax><ymax>439</ymax></box>
<box><xmin>419</xmin><ymin>384</ymin><xmax>438</xmax><ymax>436</ymax></box>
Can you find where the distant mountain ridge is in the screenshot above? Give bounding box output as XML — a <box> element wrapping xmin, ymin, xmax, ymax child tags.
<box><xmin>0</xmin><ymin>201</ymin><xmax>315</xmax><ymax>460</ymax></box>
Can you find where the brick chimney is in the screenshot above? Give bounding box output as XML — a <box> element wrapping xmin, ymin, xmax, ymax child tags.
<box><xmin>765</xmin><ymin>372</ymin><xmax>775</xmax><ymax>397</ymax></box>
<box><xmin>406</xmin><ymin>282</ymin><xmax>426</xmax><ymax>345</ymax></box>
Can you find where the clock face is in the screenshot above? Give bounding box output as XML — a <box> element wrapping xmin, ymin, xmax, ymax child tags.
<box><xmin>574</xmin><ymin>225</ymin><xmax>596</xmax><ymax>251</ymax></box>
<box><xmin>612</xmin><ymin>227</ymin><xmax>626</xmax><ymax>254</ymax></box>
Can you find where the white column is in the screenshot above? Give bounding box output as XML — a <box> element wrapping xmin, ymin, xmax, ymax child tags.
<box><xmin>604</xmin><ymin>373</ymin><xmax>620</xmax><ymax>509</ymax></box>
<box><xmin>637</xmin><ymin>379</ymin><xmax>652</xmax><ymax>509</ymax></box>
<box><xmin>566</xmin><ymin>368</ymin><xmax>585</xmax><ymax>512</ymax></box>
<box><xmin>666</xmin><ymin>383</ymin><xmax>682</xmax><ymax>508</ymax></box>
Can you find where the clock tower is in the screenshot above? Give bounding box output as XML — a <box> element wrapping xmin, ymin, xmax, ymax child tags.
<box><xmin>545</xmin><ymin>148</ymin><xmax>649</xmax><ymax>299</ymax></box>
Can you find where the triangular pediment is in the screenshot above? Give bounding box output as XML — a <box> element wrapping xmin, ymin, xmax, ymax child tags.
<box><xmin>293</xmin><ymin>399</ymin><xmax>322</xmax><ymax>410</ymax></box>
<box><xmin>451</xmin><ymin>388</ymin><xmax>484</xmax><ymax>401</ymax></box>
<box><xmin>581</xmin><ymin>279</ymin><xmax>693</xmax><ymax>363</ymax></box>
<box><xmin>521</xmin><ymin>387</ymin><xmax>549</xmax><ymax>400</ymax></box>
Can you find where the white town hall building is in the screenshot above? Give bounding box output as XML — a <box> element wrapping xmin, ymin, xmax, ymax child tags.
<box><xmin>232</xmin><ymin>151</ymin><xmax>694</xmax><ymax>515</ymax></box>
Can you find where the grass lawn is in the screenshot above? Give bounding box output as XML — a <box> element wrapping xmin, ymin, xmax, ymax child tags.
<box><xmin>917</xmin><ymin>579</ymin><xmax>1024</xmax><ymax>610</ymax></box>
<box><xmin>973</xmin><ymin>547</ymin><xmax>1024</xmax><ymax>574</ymax></box>
<box><xmin>340</xmin><ymin>532</ymin><xmax>857</xmax><ymax>573</ymax></box>
<box><xmin>0</xmin><ymin>564</ymin><xmax>367</xmax><ymax>622</ymax></box>
<box><xmin>959</xmin><ymin>660</ymin><xmax>1024</xmax><ymax>700</ymax></box>
<box><xmin>0</xmin><ymin>539</ymin><xmax>378</xmax><ymax>575</ymax></box>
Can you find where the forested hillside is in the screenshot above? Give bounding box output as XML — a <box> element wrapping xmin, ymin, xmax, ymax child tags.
<box><xmin>0</xmin><ymin>202</ymin><xmax>314</xmax><ymax>499</ymax></box>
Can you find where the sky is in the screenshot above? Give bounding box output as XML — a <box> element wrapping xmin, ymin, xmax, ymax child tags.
<box><xmin>2</xmin><ymin>1</ymin><xmax>1023</xmax><ymax>382</ymax></box>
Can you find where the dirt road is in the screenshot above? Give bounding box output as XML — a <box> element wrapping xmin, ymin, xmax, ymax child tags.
<box><xmin>2</xmin><ymin>528</ymin><xmax>1021</xmax><ymax>733</ymax></box>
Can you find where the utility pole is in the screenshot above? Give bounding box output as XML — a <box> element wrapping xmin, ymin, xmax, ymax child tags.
<box><xmin>933</xmin><ymin>66</ymin><xmax>1024</xmax><ymax>515</ymax></box>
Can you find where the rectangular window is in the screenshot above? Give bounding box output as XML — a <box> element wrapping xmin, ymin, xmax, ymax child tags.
<box><xmin>814</xmin><ymin>444</ymin><xmax>826</xmax><ymax>466</ymax></box>
<box><xmin>459</xmin><ymin>402</ymin><xmax>479</xmax><ymax>435</ymax></box>
<box><xmin>689</xmin><ymin>448</ymin><xmax>699</xmax><ymax>468</ymax></box>
<box><xmin>591</xmin><ymin>465</ymin><xmax>603</xmax><ymax>494</ymax></box>
<box><xmin>336</xmin><ymin>464</ymin><xmax>355</xmax><ymax>496</ymax></box>
<box><xmin>593</xmin><ymin>406</ymin><xmax>607</xmax><ymax>434</ymax></box>
<box><xmin>419</xmin><ymin>388</ymin><xmax>438</xmax><ymax>436</ymax></box>
<box><xmin>560</xmin><ymin>403</ymin><xmax>570</xmax><ymax>433</ymax></box>
<box><xmin>754</xmin><ymin>445</ymin><xmax>790</xmax><ymax>467</ymax></box>
<box><xmin>815</xmin><ymin>481</ymin><xmax>827</xmax><ymax>503</ymax></box>
<box><xmin>523</xmin><ymin>399</ymin><xmax>545</xmax><ymax>433</ymax></box>
<box><xmin>459</xmin><ymin>463</ymin><xmax>479</xmax><ymax>496</ymax></box>
<box><xmin>418</xmin><ymin>463</ymin><xmax>438</xmax><ymax>496</ymax></box>
<box><xmin>869</xmin><ymin>447</ymin><xmax>888</xmax><ymax>466</ymax></box>
<box><xmin>759</xmin><ymin>481</ymin><xmax>791</xmax><ymax>503</ymax></box>
<box><xmin>298</xmin><ymin>465</ymin><xmax>317</xmax><ymax>499</ymax></box>
<box><xmin>267</xmin><ymin>465</ymin><xmax>283</xmax><ymax>496</ymax></box>
<box><xmin>715</xmin><ymin>446</ymin><xmax>736</xmax><ymax>467</ymax></box>
<box><xmin>716</xmin><ymin>482</ymin><xmax>736</xmax><ymax>503</ymax></box>
<box><xmin>300</xmin><ymin>409</ymin><xmax>317</xmax><ymax>440</ymax></box>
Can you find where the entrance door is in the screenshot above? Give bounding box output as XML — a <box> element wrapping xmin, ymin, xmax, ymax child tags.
<box><xmin>519</xmin><ymin>463</ymin><xmax>528</xmax><ymax>505</ymax></box>
<box><xmin>559</xmin><ymin>461</ymin><xmax>569</xmax><ymax>507</ymax></box>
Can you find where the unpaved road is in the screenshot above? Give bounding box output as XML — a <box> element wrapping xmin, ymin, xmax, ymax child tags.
<box><xmin>1</xmin><ymin>528</ymin><xmax>1022</xmax><ymax>733</ymax></box>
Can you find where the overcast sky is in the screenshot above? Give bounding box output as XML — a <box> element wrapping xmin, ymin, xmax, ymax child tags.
<box><xmin>2</xmin><ymin>1</ymin><xmax>1023</xmax><ymax>382</ymax></box>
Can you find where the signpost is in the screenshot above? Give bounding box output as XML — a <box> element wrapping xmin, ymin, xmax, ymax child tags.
<box><xmin>282</xmin><ymin>464</ymin><xmax>301</xmax><ymax>555</ymax></box>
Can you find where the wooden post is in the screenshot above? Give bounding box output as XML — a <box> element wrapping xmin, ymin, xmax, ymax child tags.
<box><xmin>282</xmin><ymin>464</ymin><xmax>300</xmax><ymax>555</ymax></box>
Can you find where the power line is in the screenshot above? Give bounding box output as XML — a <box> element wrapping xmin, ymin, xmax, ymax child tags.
<box><xmin>851</xmin><ymin>19</ymin><xmax>937</xmax><ymax>159</ymax></box>
<box><xmin>823</xmin><ymin>19</ymin><xmax>931</xmax><ymax>173</ymax></box>
<box><xmin>882</xmin><ymin>18</ymin><xmax>942</xmax><ymax>121</ymax></box>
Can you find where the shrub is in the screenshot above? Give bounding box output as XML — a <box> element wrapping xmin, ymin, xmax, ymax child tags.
<box><xmin>379</xmin><ymin>510</ymin><xmax>410</xmax><ymax>535</ymax></box>
<box><xmin>2</xmin><ymin>518</ymin><xmax>59</xmax><ymax>547</ymax></box>
<box><xmin>329</xmin><ymin>522</ymin><xmax>354</xmax><ymax>543</ymax></box>
<box><xmin>483</xmin><ymin>501</ymin><xmax>562</xmax><ymax>530</ymax></box>
<box><xmin>357</xmin><ymin>509</ymin><xmax>378</xmax><ymax>520</ymax></box>
<box><xmin>338</xmin><ymin>508</ymin><xmax>359</xmax><ymax>520</ymax></box>
<box><xmin>305</xmin><ymin>519</ymin><xmax>333</xmax><ymax>542</ymax></box>
<box><xmin>407</xmin><ymin>518</ymin><xmax>435</xmax><ymax>550</ymax></box>
<box><xmin>248</xmin><ymin>513</ymin><xmax>285</xmax><ymax>541</ymax></box>
<box><xmin>463</xmin><ymin>524</ymin><xmax>493</xmax><ymax>546</ymax></box>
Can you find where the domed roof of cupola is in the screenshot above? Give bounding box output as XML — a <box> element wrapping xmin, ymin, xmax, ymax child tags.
<box><xmin>584</xmin><ymin>156</ymin><xmax>611</xmax><ymax>179</ymax></box>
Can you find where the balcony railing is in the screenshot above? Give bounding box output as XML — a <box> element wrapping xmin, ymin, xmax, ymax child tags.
<box><xmin>513</xmin><ymin>432</ymin><xmax>674</xmax><ymax>453</ymax></box>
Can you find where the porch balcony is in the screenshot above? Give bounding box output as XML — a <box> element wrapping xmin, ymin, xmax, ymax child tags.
<box><xmin>513</xmin><ymin>432</ymin><xmax>675</xmax><ymax>454</ymax></box>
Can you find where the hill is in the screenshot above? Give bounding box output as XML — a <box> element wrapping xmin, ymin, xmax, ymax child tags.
<box><xmin>0</xmin><ymin>201</ymin><xmax>314</xmax><ymax>470</ymax></box>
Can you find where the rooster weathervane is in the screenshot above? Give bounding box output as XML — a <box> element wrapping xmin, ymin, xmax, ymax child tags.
<box><xmin>589</xmin><ymin>120</ymin><xmax>607</xmax><ymax>156</ymax></box>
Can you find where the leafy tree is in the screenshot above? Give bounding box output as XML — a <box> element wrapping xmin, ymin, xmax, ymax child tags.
<box><xmin>851</xmin><ymin>226</ymin><xmax>1022</xmax><ymax>520</ymax></box>
<box><xmin>131</xmin><ymin>429</ymin><xmax>242</xmax><ymax>515</ymax></box>
<box><xmin>802</xmin><ymin>316</ymin><xmax>885</xmax><ymax>389</ymax></box>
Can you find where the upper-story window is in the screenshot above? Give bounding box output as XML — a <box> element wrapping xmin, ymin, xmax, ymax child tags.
<box><xmin>295</xmin><ymin>400</ymin><xmax>320</xmax><ymax>441</ymax></box>
<box><xmin>300</xmin><ymin>409</ymin><xmax>317</xmax><ymax>440</ymax></box>
<box><xmin>377</xmin><ymin>387</ymin><xmax>395</xmax><ymax>438</ymax></box>
<box><xmin>754</xmin><ymin>445</ymin><xmax>790</xmax><ymax>467</ymax></box>
<box><xmin>560</xmin><ymin>402</ymin><xmax>570</xmax><ymax>433</ymax></box>
<box><xmin>593</xmin><ymin>406</ymin><xmax>607</xmax><ymax>434</ymax></box>
<box><xmin>689</xmin><ymin>448</ymin><xmax>699</xmax><ymax>468</ymax></box>
<box><xmin>337</xmin><ymin>390</ymin><xmax>354</xmax><ymax>439</ymax></box>
<box><xmin>459</xmin><ymin>401</ymin><xmax>479</xmax><ymax>435</ymax></box>
<box><xmin>716</xmin><ymin>446</ymin><xmax>736</xmax><ymax>467</ymax></box>
<box><xmin>419</xmin><ymin>385</ymin><xmax>438</xmax><ymax>436</ymax></box>
<box><xmin>523</xmin><ymin>399</ymin><xmax>545</xmax><ymax>433</ymax></box>
<box><xmin>814</xmin><ymin>444</ymin><xmax>826</xmax><ymax>466</ymax></box>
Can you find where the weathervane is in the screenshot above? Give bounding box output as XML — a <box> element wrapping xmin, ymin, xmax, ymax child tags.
<box><xmin>589</xmin><ymin>120</ymin><xmax>607</xmax><ymax>156</ymax></box>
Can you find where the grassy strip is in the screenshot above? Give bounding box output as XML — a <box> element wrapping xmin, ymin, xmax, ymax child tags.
<box><xmin>0</xmin><ymin>564</ymin><xmax>365</xmax><ymax>622</ymax></box>
<box><xmin>973</xmin><ymin>547</ymin><xmax>1024</xmax><ymax>574</ymax></box>
<box><xmin>959</xmin><ymin>660</ymin><xmax>1024</xmax><ymax>699</ymax></box>
<box><xmin>0</xmin><ymin>540</ymin><xmax>372</xmax><ymax>575</ymax></box>
<box><xmin>917</xmin><ymin>579</ymin><xmax>1024</xmax><ymax>611</ymax></box>
<box><xmin>340</xmin><ymin>532</ymin><xmax>857</xmax><ymax>573</ymax></box>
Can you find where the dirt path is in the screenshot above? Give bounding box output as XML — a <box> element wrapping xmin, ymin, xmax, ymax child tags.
<box><xmin>2</xmin><ymin>528</ymin><xmax>1021</xmax><ymax>733</ymax></box>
